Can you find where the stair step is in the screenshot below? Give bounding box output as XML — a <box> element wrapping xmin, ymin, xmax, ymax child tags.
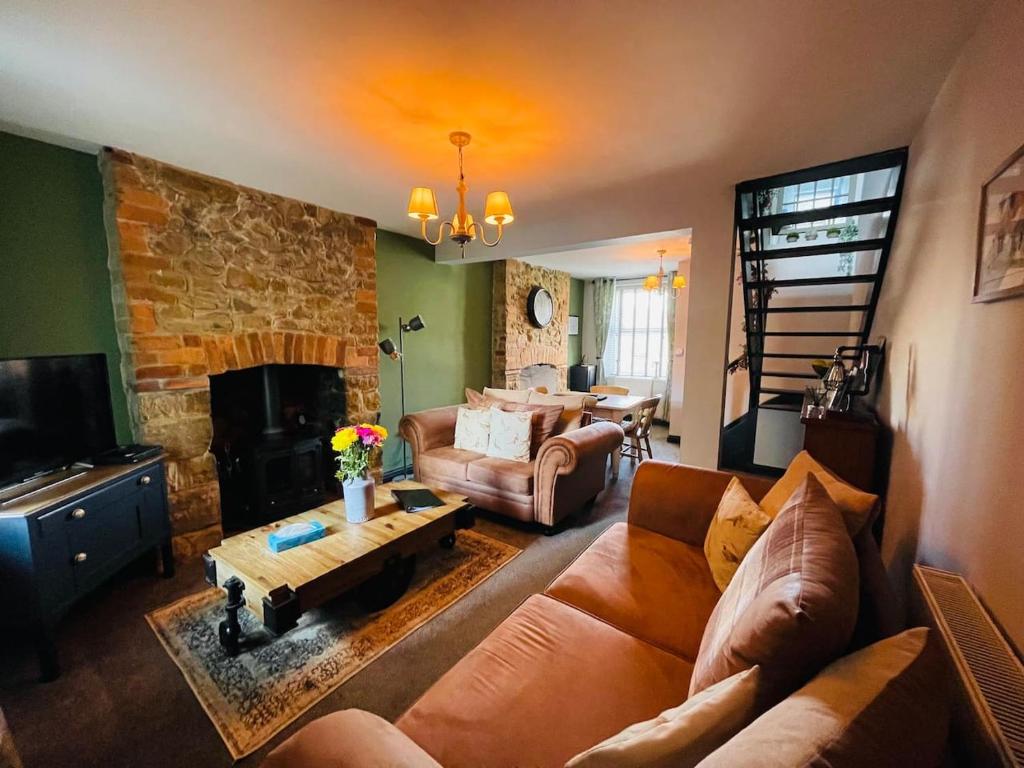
<box><xmin>758</xmin><ymin>402</ymin><xmax>803</xmax><ymax>412</ymax></box>
<box><xmin>748</xmin><ymin>304</ymin><xmax>870</xmax><ymax>314</ymax></box>
<box><xmin>740</xmin><ymin>238</ymin><xmax>886</xmax><ymax>260</ymax></box>
<box><xmin>753</xmin><ymin>352</ymin><xmax>859</xmax><ymax>359</ymax></box>
<box><xmin>740</xmin><ymin>198</ymin><xmax>896</xmax><ymax>231</ymax></box>
<box><xmin>747</xmin><ymin>274</ymin><xmax>877</xmax><ymax>289</ymax></box>
<box><xmin>761</xmin><ymin>330</ymin><xmax>862</xmax><ymax>337</ymax></box>
<box><xmin>737</xmin><ymin>149</ymin><xmax>907</xmax><ymax>194</ymax></box>
<box><xmin>759</xmin><ymin>387</ymin><xmax>806</xmax><ymax>396</ymax></box>
<box><xmin>761</xmin><ymin>371</ymin><xmax>821</xmax><ymax>379</ymax></box>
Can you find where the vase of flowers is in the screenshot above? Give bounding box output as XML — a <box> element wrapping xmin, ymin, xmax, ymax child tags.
<box><xmin>331</xmin><ymin>423</ymin><xmax>388</xmax><ymax>524</ymax></box>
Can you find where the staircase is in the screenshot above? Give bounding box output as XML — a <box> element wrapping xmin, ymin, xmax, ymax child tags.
<box><xmin>723</xmin><ymin>148</ymin><xmax>908</xmax><ymax>473</ymax></box>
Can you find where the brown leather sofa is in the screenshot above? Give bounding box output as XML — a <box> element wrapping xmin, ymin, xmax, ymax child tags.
<box><xmin>264</xmin><ymin>461</ymin><xmax>950</xmax><ymax>768</ymax></box>
<box><xmin>399</xmin><ymin>404</ymin><xmax>624</xmax><ymax>531</ymax></box>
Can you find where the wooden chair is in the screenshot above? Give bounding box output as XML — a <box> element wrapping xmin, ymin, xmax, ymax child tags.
<box><xmin>621</xmin><ymin>395</ymin><xmax>661</xmax><ymax>463</ymax></box>
<box><xmin>590</xmin><ymin>385</ymin><xmax>630</xmax><ymax>396</ymax></box>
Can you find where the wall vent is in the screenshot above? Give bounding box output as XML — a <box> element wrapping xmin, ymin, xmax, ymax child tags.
<box><xmin>914</xmin><ymin>565</ymin><xmax>1024</xmax><ymax>767</ymax></box>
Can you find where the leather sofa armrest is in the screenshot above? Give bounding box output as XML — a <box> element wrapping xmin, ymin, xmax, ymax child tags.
<box><xmin>262</xmin><ymin>710</ymin><xmax>441</xmax><ymax>768</ymax></box>
<box><xmin>400</xmin><ymin>405</ymin><xmax>461</xmax><ymax>457</ymax></box>
<box><xmin>536</xmin><ymin>420</ymin><xmax>624</xmax><ymax>478</ymax></box>
<box><xmin>628</xmin><ymin>461</ymin><xmax>774</xmax><ymax>547</ymax></box>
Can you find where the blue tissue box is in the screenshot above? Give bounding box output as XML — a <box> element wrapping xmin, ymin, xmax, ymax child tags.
<box><xmin>268</xmin><ymin>521</ymin><xmax>326</xmax><ymax>553</ymax></box>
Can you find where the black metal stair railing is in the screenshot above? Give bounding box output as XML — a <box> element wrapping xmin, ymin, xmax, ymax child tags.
<box><xmin>723</xmin><ymin>147</ymin><xmax>909</xmax><ymax>473</ymax></box>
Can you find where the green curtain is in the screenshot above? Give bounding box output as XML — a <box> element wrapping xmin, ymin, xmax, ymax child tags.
<box><xmin>593</xmin><ymin>278</ymin><xmax>616</xmax><ymax>384</ymax></box>
<box><xmin>660</xmin><ymin>275</ymin><xmax>677</xmax><ymax>421</ymax></box>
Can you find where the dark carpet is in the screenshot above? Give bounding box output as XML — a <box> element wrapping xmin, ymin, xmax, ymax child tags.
<box><xmin>0</xmin><ymin>429</ymin><xmax>677</xmax><ymax>768</ymax></box>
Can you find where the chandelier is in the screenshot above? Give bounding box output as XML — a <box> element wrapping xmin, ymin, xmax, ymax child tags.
<box><xmin>643</xmin><ymin>249</ymin><xmax>686</xmax><ymax>295</ymax></box>
<box><xmin>407</xmin><ymin>132</ymin><xmax>514</xmax><ymax>257</ymax></box>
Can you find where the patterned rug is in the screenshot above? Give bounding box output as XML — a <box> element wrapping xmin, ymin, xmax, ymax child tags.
<box><xmin>147</xmin><ymin>529</ymin><xmax>520</xmax><ymax>759</ymax></box>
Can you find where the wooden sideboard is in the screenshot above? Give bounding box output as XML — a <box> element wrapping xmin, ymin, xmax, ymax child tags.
<box><xmin>0</xmin><ymin>457</ymin><xmax>172</xmax><ymax>680</ymax></box>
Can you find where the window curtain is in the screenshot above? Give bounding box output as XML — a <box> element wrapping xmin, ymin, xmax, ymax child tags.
<box><xmin>660</xmin><ymin>275</ymin><xmax>677</xmax><ymax>420</ymax></box>
<box><xmin>593</xmin><ymin>278</ymin><xmax>616</xmax><ymax>385</ymax></box>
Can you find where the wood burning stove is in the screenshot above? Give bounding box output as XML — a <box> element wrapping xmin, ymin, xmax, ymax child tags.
<box><xmin>210</xmin><ymin>364</ymin><xmax>345</xmax><ymax>529</ymax></box>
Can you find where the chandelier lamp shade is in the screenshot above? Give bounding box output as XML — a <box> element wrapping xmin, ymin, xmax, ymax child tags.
<box><xmin>407</xmin><ymin>132</ymin><xmax>514</xmax><ymax>257</ymax></box>
<box><xmin>644</xmin><ymin>249</ymin><xmax>687</xmax><ymax>296</ymax></box>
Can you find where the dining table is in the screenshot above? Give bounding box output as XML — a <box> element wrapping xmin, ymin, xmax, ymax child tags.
<box><xmin>589</xmin><ymin>393</ymin><xmax>646</xmax><ymax>480</ymax></box>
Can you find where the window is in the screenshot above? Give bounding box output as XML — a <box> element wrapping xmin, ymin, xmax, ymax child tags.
<box><xmin>604</xmin><ymin>281</ymin><xmax>669</xmax><ymax>379</ymax></box>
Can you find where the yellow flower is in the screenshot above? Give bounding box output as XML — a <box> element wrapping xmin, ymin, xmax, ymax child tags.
<box><xmin>372</xmin><ymin>424</ymin><xmax>388</xmax><ymax>440</ymax></box>
<box><xmin>331</xmin><ymin>427</ymin><xmax>357</xmax><ymax>452</ymax></box>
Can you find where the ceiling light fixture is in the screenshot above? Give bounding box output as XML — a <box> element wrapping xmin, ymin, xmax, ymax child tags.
<box><xmin>643</xmin><ymin>249</ymin><xmax>687</xmax><ymax>296</ymax></box>
<box><xmin>407</xmin><ymin>132</ymin><xmax>514</xmax><ymax>258</ymax></box>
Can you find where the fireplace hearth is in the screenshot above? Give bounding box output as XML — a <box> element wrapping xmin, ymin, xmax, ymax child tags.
<box><xmin>210</xmin><ymin>365</ymin><xmax>345</xmax><ymax>530</ymax></box>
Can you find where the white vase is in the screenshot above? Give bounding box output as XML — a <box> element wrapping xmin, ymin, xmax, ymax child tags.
<box><xmin>343</xmin><ymin>474</ymin><xmax>375</xmax><ymax>524</ymax></box>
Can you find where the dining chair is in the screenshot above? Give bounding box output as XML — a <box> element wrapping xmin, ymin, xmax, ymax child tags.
<box><xmin>621</xmin><ymin>395</ymin><xmax>661</xmax><ymax>463</ymax></box>
<box><xmin>590</xmin><ymin>385</ymin><xmax>630</xmax><ymax>396</ymax></box>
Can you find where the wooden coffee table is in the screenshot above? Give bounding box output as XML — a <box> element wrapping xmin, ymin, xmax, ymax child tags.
<box><xmin>202</xmin><ymin>481</ymin><xmax>470</xmax><ymax>655</ymax></box>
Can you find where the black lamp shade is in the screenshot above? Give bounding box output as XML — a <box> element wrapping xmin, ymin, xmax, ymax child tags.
<box><xmin>406</xmin><ymin>315</ymin><xmax>425</xmax><ymax>332</ymax></box>
<box><xmin>378</xmin><ymin>338</ymin><xmax>396</xmax><ymax>356</ymax></box>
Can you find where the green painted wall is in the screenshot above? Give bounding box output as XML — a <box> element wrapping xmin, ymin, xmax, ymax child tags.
<box><xmin>568</xmin><ymin>277</ymin><xmax>584</xmax><ymax>366</ymax></box>
<box><xmin>0</xmin><ymin>132</ymin><xmax>131</xmax><ymax>442</ymax></box>
<box><xmin>376</xmin><ymin>231</ymin><xmax>492</xmax><ymax>473</ymax></box>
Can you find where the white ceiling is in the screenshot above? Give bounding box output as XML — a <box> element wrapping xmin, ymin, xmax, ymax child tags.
<box><xmin>0</xmin><ymin>1</ymin><xmax>987</xmax><ymax>261</ymax></box>
<box><xmin>522</xmin><ymin>230</ymin><xmax>691</xmax><ymax>279</ymax></box>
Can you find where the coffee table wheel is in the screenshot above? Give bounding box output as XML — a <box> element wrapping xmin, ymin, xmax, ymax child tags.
<box><xmin>356</xmin><ymin>554</ymin><xmax>416</xmax><ymax>612</ymax></box>
<box><xmin>439</xmin><ymin>532</ymin><xmax>456</xmax><ymax>549</ymax></box>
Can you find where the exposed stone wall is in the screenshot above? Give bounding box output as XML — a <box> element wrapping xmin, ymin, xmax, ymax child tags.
<box><xmin>100</xmin><ymin>149</ymin><xmax>380</xmax><ymax>558</ymax></box>
<box><xmin>491</xmin><ymin>260</ymin><xmax>570</xmax><ymax>389</ymax></box>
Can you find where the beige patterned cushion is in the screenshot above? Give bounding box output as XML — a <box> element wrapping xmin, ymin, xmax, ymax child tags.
<box><xmin>566</xmin><ymin>666</ymin><xmax>763</xmax><ymax>768</ymax></box>
<box><xmin>453</xmin><ymin>406</ymin><xmax>491</xmax><ymax>454</ymax></box>
<box><xmin>696</xmin><ymin>628</ymin><xmax>950</xmax><ymax>768</ymax></box>
<box><xmin>759</xmin><ymin>451</ymin><xmax>878</xmax><ymax>535</ymax></box>
<box><xmin>704</xmin><ymin>478</ymin><xmax>772</xmax><ymax>592</ymax></box>
<box><xmin>485</xmin><ymin>407</ymin><xmax>533</xmax><ymax>463</ymax></box>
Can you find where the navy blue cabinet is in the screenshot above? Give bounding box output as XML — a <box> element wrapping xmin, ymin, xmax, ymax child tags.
<box><xmin>0</xmin><ymin>458</ymin><xmax>173</xmax><ymax>680</ymax></box>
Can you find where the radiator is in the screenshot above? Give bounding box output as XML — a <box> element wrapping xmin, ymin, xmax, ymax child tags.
<box><xmin>914</xmin><ymin>565</ymin><xmax>1024</xmax><ymax>767</ymax></box>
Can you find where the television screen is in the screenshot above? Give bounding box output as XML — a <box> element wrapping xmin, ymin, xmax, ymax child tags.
<box><xmin>0</xmin><ymin>353</ymin><xmax>117</xmax><ymax>489</ymax></box>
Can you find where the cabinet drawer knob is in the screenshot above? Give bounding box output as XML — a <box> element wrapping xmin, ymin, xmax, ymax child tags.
<box><xmin>73</xmin><ymin>552</ymin><xmax>88</xmax><ymax>564</ymax></box>
<box><xmin>140</xmin><ymin>475</ymin><xmax>152</xmax><ymax>486</ymax></box>
<box><xmin>71</xmin><ymin>508</ymin><xmax>86</xmax><ymax>519</ymax></box>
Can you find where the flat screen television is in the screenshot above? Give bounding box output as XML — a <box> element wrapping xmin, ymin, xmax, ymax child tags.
<box><xmin>0</xmin><ymin>353</ymin><xmax>117</xmax><ymax>489</ymax></box>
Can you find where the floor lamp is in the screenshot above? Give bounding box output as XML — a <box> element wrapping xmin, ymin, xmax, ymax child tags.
<box><xmin>378</xmin><ymin>314</ymin><xmax>425</xmax><ymax>479</ymax></box>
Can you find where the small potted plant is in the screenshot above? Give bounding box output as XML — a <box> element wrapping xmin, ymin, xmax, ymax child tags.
<box><xmin>331</xmin><ymin>423</ymin><xmax>388</xmax><ymax>523</ymax></box>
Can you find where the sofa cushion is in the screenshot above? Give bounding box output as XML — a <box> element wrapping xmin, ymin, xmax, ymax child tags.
<box><xmin>485</xmin><ymin>407</ymin><xmax>533</xmax><ymax>463</ymax></box>
<box><xmin>527</xmin><ymin>391</ymin><xmax>595</xmax><ymax>433</ymax></box>
<box><xmin>695</xmin><ymin>628</ymin><xmax>950</xmax><ymax>768</ymax></box>
<box><xmin>704</xmin><ymin>477</ymin><xmax>772</xmax><ymax>592</ymax></box>
<box><xmin>453</xmin><ymin>406</ymin><xmax>491</xmax><ymax>453</ymax></box>
<box><xmin>396</xmin><ymin>594</ymin><xmax>695</xmax><ymax>768</ymax></box>
<box><xmin>262</xmin><ymin>709</ymin><xmax>442</xmax><ymax>768</ymax></box>
<box><xmin>759</xmin><ymin>450</ymin><xmax>878</xmax><ymax>536</ymax></box>
<box><xmin>566</xmin><ymin>666</ymin><xmax>763</xmax><ymax>768</ymax></box>
<box><xmin>546</xmin><ymin>522</ymin><xmax>721</xmax><ymax>660</ymax></box>
<box><xmin>492</xmin><ymin>401</ymin><xmax>564</xmax><ymax>456</ymax></box>
<box><xmin>418</xmin><ymin>446</ymin><xmax>484</xmax><ymax>481</ymax></box>
<box><xmin>689</xmin><ymin>475</ymin><xmax>859</xmax><ymax>703</ymax></box>
<box><xmin>482</xmin><ymin>385</ymin><xmax>532</xmax><ymax>403</ymax></box>
<box><xmin>467</xmin><ymin>456</ymin><xmax>535</xmax><ymax>496</ymax></box>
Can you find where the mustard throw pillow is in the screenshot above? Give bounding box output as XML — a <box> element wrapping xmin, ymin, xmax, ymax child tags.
<box><xmin>704</xmin><ymin>477</ymin><xmax>773</xmax><ymax>592</ymax></box>
<box><xmin>759</xmin><ymin>450</ymin><xmax>877</xmax><ymax>535</ymax></box>
<box><xmin>566</xmin><ymin>666</ymin><xmax>763</xmax><ymax>768</ymax></box>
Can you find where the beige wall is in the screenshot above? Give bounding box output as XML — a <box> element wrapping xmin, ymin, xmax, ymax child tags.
<box><xmin>872</xmin><ymin>0</ymin><xmax>1024</xmax><ymax>648</ymax></box>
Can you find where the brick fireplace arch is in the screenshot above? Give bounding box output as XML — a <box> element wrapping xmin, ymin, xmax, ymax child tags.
<box><xmin>100</xmin><ymin>149</ymin><xmax>380</xmax><ymax>558</ymax></box>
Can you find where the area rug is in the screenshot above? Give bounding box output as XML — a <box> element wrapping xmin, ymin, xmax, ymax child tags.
<box><xmin>146</xmin><ymin>528</ymin><xmax>520</xmax><ymax>759</ymax></box>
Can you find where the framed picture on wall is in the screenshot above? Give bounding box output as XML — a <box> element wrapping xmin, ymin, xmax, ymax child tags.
<box><xmin>568</xmin><ymin>315</ymin><xmax>580</xmax><ymax>336</ymax></box>
<box><xmin>974</xmin><ymin>143</ymin><xmax>1024</xmax><ymax>303</ymax></box>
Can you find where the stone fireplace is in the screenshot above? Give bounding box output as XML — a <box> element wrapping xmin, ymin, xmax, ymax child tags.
<box><xmin>491</xmin><ymin>260</ymin><xmax>571</xmax><ymax>390</ymax></box>
<box><xmin>100</xmin><ymin>149</ymin><xmax>380</xmax><ymax>558</ymax></box>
